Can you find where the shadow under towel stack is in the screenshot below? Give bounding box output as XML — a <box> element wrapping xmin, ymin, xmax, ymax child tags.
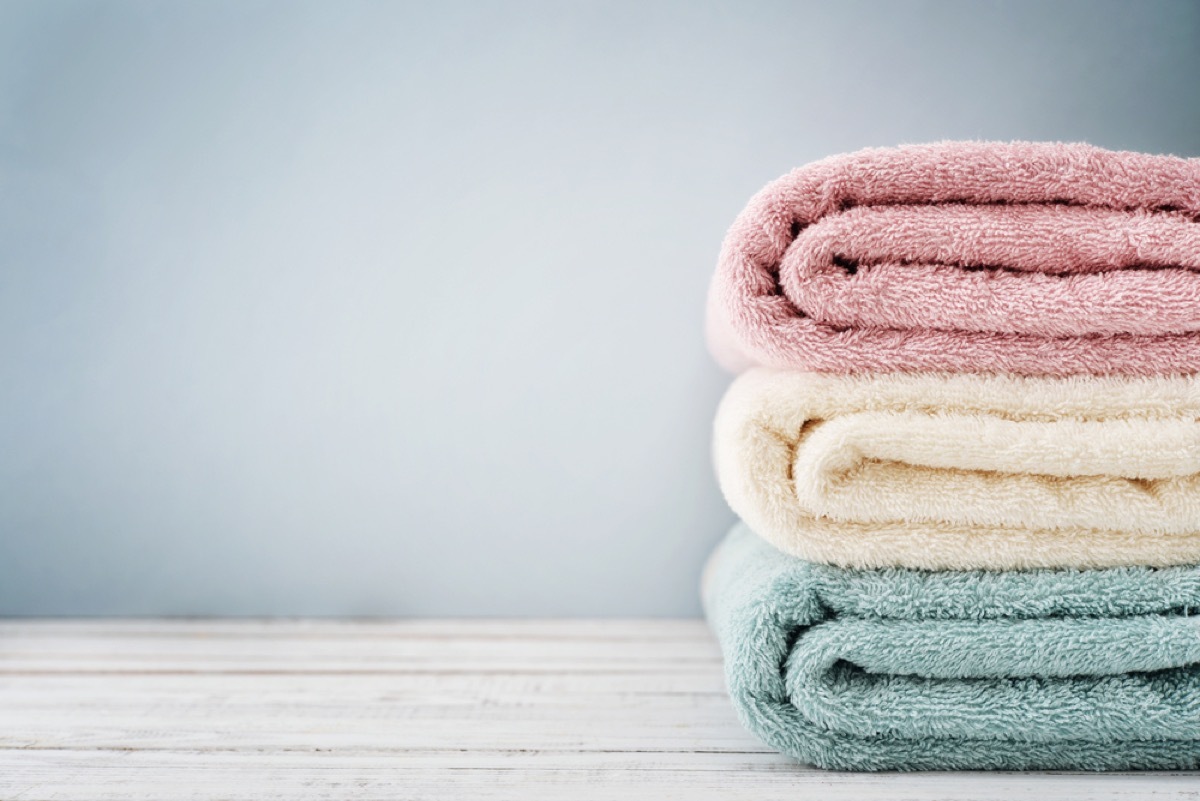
<box><xmin>701</xmin><ymin>141</ymin><xmax>1200</xmax><ymax>771</ymax></box>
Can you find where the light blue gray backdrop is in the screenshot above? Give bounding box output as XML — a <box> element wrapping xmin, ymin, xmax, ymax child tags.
<box><xmin>2</xmin><ymin>0</ymin><xmax>1199</xmax><ymax>615</ymax></box>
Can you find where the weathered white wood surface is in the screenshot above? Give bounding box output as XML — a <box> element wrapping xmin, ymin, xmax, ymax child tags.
<box><xmin>0</xmin><ymin>620</ymin><xmax>1195</xmax><ymax>800</ymax></box>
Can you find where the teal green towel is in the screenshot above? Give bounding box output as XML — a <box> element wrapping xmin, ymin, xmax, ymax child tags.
<box><xmin>703</xmin><ymin>523</ymin><xmax>1200</xmax><ymax>771</ymax></box>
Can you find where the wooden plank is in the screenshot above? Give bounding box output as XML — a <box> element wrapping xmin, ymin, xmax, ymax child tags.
<box><xmin>0</xmin><ymin>670</ymin><xmax>731</xmax><ymax>699</ymax></box>
<box><xmin>0</xmin><ymin>670</ymin><xmax>752</xmax><ymax>752</ymax></box>
<box><xmin>0</xmin><ymin>619</ymin><xmax>722</xmax><ymax>674</ymax></box>
<box><xmin>1</xmin><ymin>749</ymin><xmax>1197</xmax><ymax>801</ymax></box>
<box><xmin>0</xmin><ymin>619</ymin><xmax>711</xmax><ymax>640</ymax></box>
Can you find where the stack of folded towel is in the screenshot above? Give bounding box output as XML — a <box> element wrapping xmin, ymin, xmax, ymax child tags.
<box><xmin>701</xmin><ymin>141</ymin><xmax>1200</xmax><ymax>771</ymax></box>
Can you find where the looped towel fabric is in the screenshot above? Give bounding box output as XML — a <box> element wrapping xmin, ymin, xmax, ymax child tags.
<box><xmin>706</xmin><ymin>141</ymin><xmax>1200</xmax><ymax>375</ymax></box>
<box><xmin>714</xmin><ymin>368</ymin><xmax>1200</xmax><ymax>569</ymax></box>
<box><xmin>702</xmin><ymin>523</ymin><xmax>1200</xmax><ymax>771</ymax></box>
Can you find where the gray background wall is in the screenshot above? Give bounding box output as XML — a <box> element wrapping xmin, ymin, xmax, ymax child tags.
<box><xmin>2</xmin><ymin>0</ymin><xmax>1198</xmax><ymax>616</ymax></box>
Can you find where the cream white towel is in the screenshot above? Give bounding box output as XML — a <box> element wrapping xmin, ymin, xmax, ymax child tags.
<box><xmin>714</xmin><ymin>369</ymin><xmax>1200</xmax><ymax>569</ymax></box>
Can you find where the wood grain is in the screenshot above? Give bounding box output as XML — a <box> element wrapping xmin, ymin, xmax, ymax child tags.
<box><xmin>0</xmin><ymin>619</ymin><xmax>1195</xmax><ymax>800</ymax></box>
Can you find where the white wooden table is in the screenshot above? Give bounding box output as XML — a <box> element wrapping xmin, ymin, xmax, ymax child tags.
<box><xmin>0</xmin><ymin>620</ymin><xmax>1195</xmax><ymax>800</ymax></box>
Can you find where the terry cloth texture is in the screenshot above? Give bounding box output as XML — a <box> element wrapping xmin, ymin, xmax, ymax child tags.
<box><xmin>702</xmin><ymin>523</ymin><xmax>1200</xmax><ymax>771</ymax></box>
<box><xmin>707</xmin><ymin>141</ymin><xmax>1200</xmax><ymax>376</ymax></box>
<box><xmin>714</xmin><ymin>368</ymin><xmax>1200</xmax><ymax>570</ymax></box>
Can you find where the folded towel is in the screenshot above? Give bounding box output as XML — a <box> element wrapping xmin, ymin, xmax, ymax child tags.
<box><xmin>707</xmin><ymin>141</ymin><xmax>1200</xmax><ymax>376</ymax></box>
<box><xmin>703</xmin><ymin>523</ymin><xmax>1200</xmax><ymax>771</ymax></box>
<box><xmin>715</xmin><ymin>368</ymin><xmax>1200</xmax><ymax>569</ymax></box>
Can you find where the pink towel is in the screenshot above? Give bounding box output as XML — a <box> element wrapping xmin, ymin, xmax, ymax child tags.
<box><xmin>708</xmin><ymin>141</ymin><xmax>1200</xmax><ymax>375</ymax></box>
